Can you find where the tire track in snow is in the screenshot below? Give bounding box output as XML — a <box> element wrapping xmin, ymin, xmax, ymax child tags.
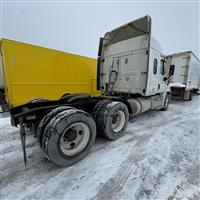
<box><xmin>127</xmin><ymin>111</ymin><xmax>200</xmax><ymax>133</ymax></box>
<box><xmin>91</xmin><ymin>134</ymin><xmax>151</xmax><ymax>200</ymax></box>
<box><xmin>92</xmin><ymin>110</ymin><xmax>200</xmax><ymax>200</ymax></box>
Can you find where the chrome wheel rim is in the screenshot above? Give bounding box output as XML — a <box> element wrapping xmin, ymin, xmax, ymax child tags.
<box><xmin>60</xmin><ymin>122</ymin><xmax>90</xmax><ymax>156</ymax></box>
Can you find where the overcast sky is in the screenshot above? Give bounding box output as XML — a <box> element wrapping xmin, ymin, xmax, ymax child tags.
<box><xmin>1</xmin><ymin>1</ymin><xmax>199</xmax><ymax>58</ymax></box>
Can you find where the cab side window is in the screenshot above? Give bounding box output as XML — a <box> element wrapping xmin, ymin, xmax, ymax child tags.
<box><xmin>153</xmin><ymin>58</ymin><xmax>157</xmax><ymax>74</ymax></box>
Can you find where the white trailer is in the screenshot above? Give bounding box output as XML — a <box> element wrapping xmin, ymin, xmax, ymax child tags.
<box><xmin>166</xmin><ymin>51</ymin><xmax>200</xmax><ymax>100</ymax></box>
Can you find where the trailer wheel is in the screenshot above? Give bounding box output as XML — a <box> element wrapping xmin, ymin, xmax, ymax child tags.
<box><xmin>161</xmin><ymin>93</ymin><xmax>170</xmax><ymax>111</ymax></box>
<box><xmin>36</xmin><ymin>106</ymin><xmax>73</xmax><ymax>147</ymax></box>
<box><xmin>97</xmin><ymin>101</ymin><xmax>129</xmax><ymax>140</ymax></box>
<box><xmin>42</xmin><ymin>109</ymin><xmax>96</xmax><ymax>167</ymax></box>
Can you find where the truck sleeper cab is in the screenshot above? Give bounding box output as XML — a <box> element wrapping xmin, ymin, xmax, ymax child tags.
<box><xmin>97</xmin><ymin>15</ymin><xmax>174</xmax><ymax>115</ymax></box>
<box><xmin>10</xmin><ymin>15</ymin><xmax>174</xmax><ymax>167</ymax></box>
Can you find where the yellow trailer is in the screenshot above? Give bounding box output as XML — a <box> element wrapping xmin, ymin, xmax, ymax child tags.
<box><xmin>0</xmin><ymin>39</ymin><xmax>100</xmax><ymax>108</ymax></box>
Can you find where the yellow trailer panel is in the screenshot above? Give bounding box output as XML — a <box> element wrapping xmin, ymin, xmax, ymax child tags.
<box><xmin>0</xmin><ymin>39</ymin><xmax>100</xmax><ymax>107</ymax></box>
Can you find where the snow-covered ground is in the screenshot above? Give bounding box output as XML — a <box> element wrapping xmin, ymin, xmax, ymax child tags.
<box><xmin>1</xmin><ymin>96</ymin><xmax>200</xmax><ymax>200</ymax></box>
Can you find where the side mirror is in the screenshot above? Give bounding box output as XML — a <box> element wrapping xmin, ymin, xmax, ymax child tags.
<box><xmin>169</xmin><ymin>65</ymin><xmax>175</xmax><ymax>76</ymax></box>
<box><xmin>161</xmin><ymin>59</ymin><xmax>166</xmax><ymax>63</ymax></box>
<box><xmin>163</xmin><ymin>77</ymin><xmax>168</xmax><ymax>81</ymax></box>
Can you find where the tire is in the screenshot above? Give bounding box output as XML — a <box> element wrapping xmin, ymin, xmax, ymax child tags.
<box><xmin>42</xmin><ymin>108</ymin><xmax>96</xmax><ymax>167</ymax></box>
<box><xmin>161</xmin><ymin>93</ymin><xmax>170</xmax><ymax>111</ymax></box>
<box><xmin>97</xmin><ymin>101</ymin><xmax>129</xmax><ymax>140</ymax></box>
<box><xmin>36</xmin><ymin>106</ymin><xmax>73</xmax><ymax>147</ymax></box>
<box><xmin>93</xmin><ymin>99</ymin><xmax>111</xmax><ymax>122</ymax></box>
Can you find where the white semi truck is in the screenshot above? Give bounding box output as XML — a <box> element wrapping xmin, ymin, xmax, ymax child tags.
<box><xmin>10</xmin><ymin>15</ymin><xmax>175</xmax><ymax>167</ymax></box>
<box><xmin>166</xmin><ymin>51</ymin><xmax>200</xmax><ymax>100</ymax></box>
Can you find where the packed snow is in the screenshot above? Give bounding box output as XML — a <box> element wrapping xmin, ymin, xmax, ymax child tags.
<box><xmin>1</xmin><ymin>96</ymin><xmax>200</xmax><ymax>200</ymax></box>
<box><xmin>169</xmin><ymin>83</ymin><xmax>186</xmax><ymax>88</ymax></box>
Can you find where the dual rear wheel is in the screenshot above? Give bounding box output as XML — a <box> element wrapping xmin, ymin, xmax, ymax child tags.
<box><xmin>37</xmin><ymin>100</ymin><xmax>129</xmax><ymax>167</ymax></box>
<box><xmin>37</xmin><ymin>107</ymin><xmax>96</xmax><ymax>167</ymax></box>
<box><xmin>94</xmin><ymin>100</ymin><xmax>129</xmax><ymax>140</ymax></box>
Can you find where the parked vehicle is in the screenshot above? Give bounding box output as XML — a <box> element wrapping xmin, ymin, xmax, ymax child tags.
<box><xmin>0</xmin><ymin>39</ymin><xmax>100</xmax><ymax>110</ymax></box>
<box><xmin>8</xmin><ymin>15</ymin><xmax>175</xmax><ymax>167</ymax></box>
<box><xmin>0</xmin><ymin>53</ymin><xmax>4</xmax><ymax>90</ymax></box>
<box><xmin>166</xmin><ymin>51</ymin><xmax>200</xmax><ymax>100</ymax></box>
<box><xmin>0</xmin><ymin>51</ymin><xmax>7</xmax><ymax>111</ymax></box>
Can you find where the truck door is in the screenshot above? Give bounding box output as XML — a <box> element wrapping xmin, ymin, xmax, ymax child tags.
<box><xmin>158</xmin><ymin>58</ymin><xmax>166</xmax><ymax>92</ymax></box>
<box><xmin>149</xmin><ymin>51</ymin><xmax>160</xmax><ymax>94</ymax></box>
